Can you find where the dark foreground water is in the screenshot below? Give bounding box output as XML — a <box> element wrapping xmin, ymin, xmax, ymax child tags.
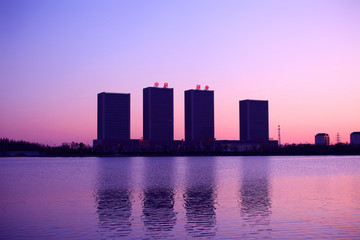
<box><xmin>1</xmin><ymin>156</ymin><xmax>360</xmax><ymax>239</ymax></box>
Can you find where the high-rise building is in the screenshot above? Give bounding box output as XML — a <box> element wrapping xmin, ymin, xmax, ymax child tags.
<box><xmin>315</xmin><ymin>133</ymin><xmax>330</xmax><ymax>145</ymax></box>
<box><xmin>185</xmin><ymin>88</ymin><xmax>214</xmax><ymax>142</ymax></box>
<box><xmin>239</xmin><ymin>100</ymin><xmax>269</xmax><ymax>142</ymax></box>
<box><xmin>350</xmin><ymin>132</ymin><xmax>360</xmax><ymax>145</ymax></box>
<box><xmin>97</xmin><ymin>92</ymin><xmax>130</xmax><ymax>140</ymax></box>
<box><xmin>143</xmin><ymin>86</ymin><xmax>173</xmax><ymax>141</ymax></box>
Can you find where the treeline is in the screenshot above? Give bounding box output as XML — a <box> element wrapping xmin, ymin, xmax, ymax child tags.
<box><xmin>1</xmin><ymin>138</ymin><xmax>360</xmax><ymax>156</ymax></box>
<box><xmin>0</xmin><ymin>138</ymin><xmax>93</xmax><ymax>156</ymax></box>
<box><xmin>277</xmin><ymin>143</ymin><xmax>360</xmax><ymax>155</ymax></box>
<box><xmin>210</xmin><ymin>143</ymin><xmax>360</xmax><ymax>156</ymax></box>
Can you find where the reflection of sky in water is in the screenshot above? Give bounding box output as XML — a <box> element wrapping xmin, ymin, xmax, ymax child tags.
<box><xmin>238</xmin><ymin>157</ymin><xmax>272</xmax><ymax>238</ymax></box>
<box><xmin>184</xmin><ymin>157</ymin><xmax>217</xmax><ymax>238</ymax></box>
<box><xmin>2</xmin><ymin>157</ymin><xmax>360</xmax><ymax>239</ymax></box>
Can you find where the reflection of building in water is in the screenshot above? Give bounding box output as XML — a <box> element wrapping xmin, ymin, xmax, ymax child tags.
<box><xmin>95</xmin><ymin>159</ymin><xmax>132</xmax><ymax>238</ymax></box>
<box><xmin>96</xmin><ymin>189</ymin><xmax>132</xmax><ymax>237</ymax></box>
<box><xmin>142</xmin><ymin>158</ymin><xmax>176</xmax><ymax>238</ymax></box>
<box><xmin>184</xmin><ymin>158</ymin><xmax>217</xmax><ymax>238</ymax></box>
<box><xmin>239</xmin><ymin>158</ymin><xmax>272</xmax><ymax>237</ymax></box>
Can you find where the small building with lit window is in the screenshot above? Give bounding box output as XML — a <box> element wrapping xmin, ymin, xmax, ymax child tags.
<box><xmin>315</xmin><ymin>133</ymin><xmax>330</xmax><ymax>145</ymax></box>
<box><xmin>350</xmin><ymin>132</ymin><xmax>360</xmax><ymax>145</ymax></box>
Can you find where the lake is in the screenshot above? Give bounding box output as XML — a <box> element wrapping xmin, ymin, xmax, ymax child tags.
<box><xmin>1</xmin><ymin>156</ymin><xmax>360</xmax><ymax>239</ymax></box>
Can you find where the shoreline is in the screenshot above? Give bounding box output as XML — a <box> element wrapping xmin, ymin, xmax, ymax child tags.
<box><xmin>2</xmin><ymin>152</ymin><xmax>360</xmax><ymax>158</ymax></box>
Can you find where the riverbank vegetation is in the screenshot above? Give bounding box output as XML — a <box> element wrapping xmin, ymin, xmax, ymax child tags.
<box><xmin>1</xmin><ymin>138</ymin><xmax>360</xmax><ymax>157</ymax></box>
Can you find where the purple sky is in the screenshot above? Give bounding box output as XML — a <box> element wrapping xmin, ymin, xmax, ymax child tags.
<box><xmin>1</xmin><ymin>0</ymin><xmax>360</xmax><ymax>145</ymax></box>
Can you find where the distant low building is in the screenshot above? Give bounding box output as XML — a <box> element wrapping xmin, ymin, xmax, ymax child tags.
<box><xmin>315</xmin><ymin>133</ymin><xmax>330</xmax><ymax>145</ymax></box>
<box><xmin>350</xmin><ymin>132</ymin><xmax>360</xmax><ymax>145</ymax></box>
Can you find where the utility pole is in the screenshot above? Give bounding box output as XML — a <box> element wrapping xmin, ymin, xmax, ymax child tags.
<box><xmin>278</xmin><ymin>125</ymin><xmax>281</xmax><ymax>146</ymax></box>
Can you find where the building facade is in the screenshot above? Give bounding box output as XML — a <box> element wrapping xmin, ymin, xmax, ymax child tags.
<box><xmin>350</xmin><ymin>132</ymin><xmax>360</xmax><ymax>145</ymax></box>
<box><xmin>239</xmin><ymin>100</ymin><xmax>269</xmax><ymax>142</ymax></box>
<box><xmin>143</xmin><ymin>86</ymin><xmax>174</xmax><ymax>141</ymax></box>
<box><xmin>97</xmin><ymin>92</ymin><xmax>130</xmax><ymax>140</ymax></box>
<box><xmin>315</xmin><ymin>133</ymin><xmax>330</xmax><ymax>145</ymax></box>
<box><xmin>185</xmin><ymin>89</ymin><xmax>214</xmax><ymax>142</ymax></box>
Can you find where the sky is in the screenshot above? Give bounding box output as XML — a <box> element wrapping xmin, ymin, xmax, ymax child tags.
<box><xmin>1</xmin><ymin>0</ymin><xmax>359</xmax><ymax>145</ymax></box>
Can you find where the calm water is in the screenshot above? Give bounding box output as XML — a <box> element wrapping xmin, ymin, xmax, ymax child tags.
<box><xmin>1</xmin><ymin>156</ymin><xmax>360</xmax><ymax>239</ymax></box>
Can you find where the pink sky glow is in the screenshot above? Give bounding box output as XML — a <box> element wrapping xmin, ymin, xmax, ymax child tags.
<box><xmin>1</xmin><ymin>0</ymin><xmax>359</xmax><ymax>145</ymax></box>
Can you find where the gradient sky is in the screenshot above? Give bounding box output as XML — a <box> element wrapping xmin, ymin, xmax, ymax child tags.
<box><xmin>1</xmin><ymin>0</ymin><xmax>359</xmax><ymax>145</ymax></box>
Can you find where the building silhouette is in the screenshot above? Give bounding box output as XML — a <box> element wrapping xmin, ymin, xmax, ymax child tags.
<box><xmin>350</xmin><ymin>132</ymin><xmax>360</xmax><ymax>145</ymax></box>
<box><xmin>315</xmin><ymin>133</ymin><xmax>330</xmax><ymax>145</ymax></box>
<box><xmin>93</xmin><ymin>88</ymin><xmax>277</xmax><ymax>153</ymax></box>
<box><xmin>97</xmin><ymin>92</ymin><xmax>130</xmax><ymax>140</ymax></box>
<box><xmin>239</xmin><ymin>100</ymin><xmax>269</xmax><ymax>142</ymax></box>
<box><xmin>143</xmin><ymin>86</ymin><xmax>173</xmax><ymax>141</ymax></box>
<box><xmin>185</xmin><ymin>88</ymin><xmax>214</xmax><ymax>142</ymax></box>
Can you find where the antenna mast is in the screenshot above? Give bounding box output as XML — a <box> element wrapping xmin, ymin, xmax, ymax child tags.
<box><xmin>278</xmin><ymin>125</ymin><xmax>281</xmax><ymax>146</ymax></box>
